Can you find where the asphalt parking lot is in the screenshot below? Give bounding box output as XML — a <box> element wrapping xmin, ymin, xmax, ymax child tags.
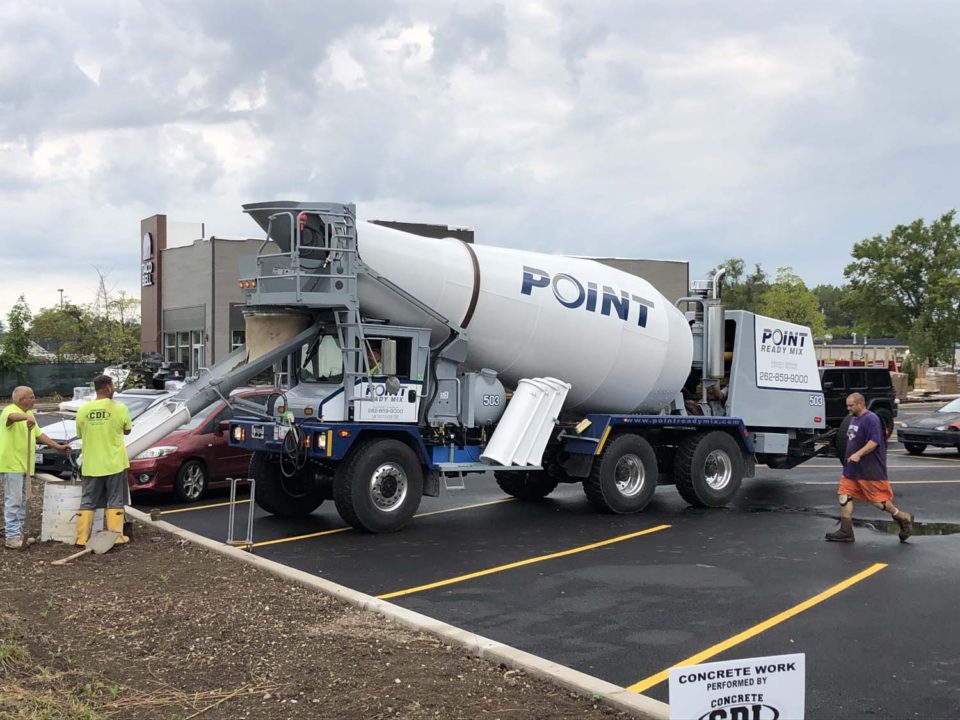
<box><xmin>137</xmin><ymin>403</ymin><xmax>960</xmax><ymax>719</ymax></box>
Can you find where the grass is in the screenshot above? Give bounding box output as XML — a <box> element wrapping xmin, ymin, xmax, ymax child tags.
<box><xmin>0</xmin><ymin>637</ymin><xmax>30</xmax><ymax>676</ymax></box>
<box><xmin>0</xmin><ymin>635</ymin><xmax>105</xmax><ymax>719</ymax></box>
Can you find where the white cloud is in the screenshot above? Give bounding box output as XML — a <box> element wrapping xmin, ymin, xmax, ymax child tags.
<box><xmin>1</xmin><ymin>0</ymin><xmax>959</xmax><ymax>321</ymax></box>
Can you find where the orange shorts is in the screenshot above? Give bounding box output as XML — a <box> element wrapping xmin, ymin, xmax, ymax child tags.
<box><xmin>838</xmin><ymin>476</ymin><xmax>894</xmax><ymax>504</ymax></box>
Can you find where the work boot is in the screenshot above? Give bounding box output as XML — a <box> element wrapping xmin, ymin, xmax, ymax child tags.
<box><xmin>75</xmin><ymin>510</ymin><xmax>94</xmax><ymax>547</ymax></box>
<box><xmin>825</xmin><ymin>517</ymin><xmax>855</xmax><ymax>543</ymax></box>
<box><xmin>105</xmin><ymin>509</ymin><xmax>129</xmax><ymax>544</ymax></box>
<box><xmin>894</xmin><ymin>510</ymin><xmax>913</xmax><ymax>543</ymax></box>
<box><xmin>4</xmin><ymin>536</ymin><xmax>23</xmax><ymax>550</ymax></box>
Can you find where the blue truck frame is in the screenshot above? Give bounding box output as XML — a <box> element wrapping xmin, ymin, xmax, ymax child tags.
<box><xmin>229</xmin><ymin>412</ymin><xmax>754</xmax><ymax>471</ymax></box>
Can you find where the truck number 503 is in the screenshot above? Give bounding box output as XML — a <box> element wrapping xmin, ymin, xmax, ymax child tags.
<box><xmin>482</xmin><ymin>395</ymin><xmax>501</xmax><ymax>406</ymax></box>
<box><xmin>809</xmin><ymin>395</ymin><xmax>824</xmax><ymax>407</ymax></box>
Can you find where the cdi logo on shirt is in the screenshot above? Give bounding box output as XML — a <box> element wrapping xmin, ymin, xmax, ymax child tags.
<box><xmin>87</xmin><ymin>410</ymin><xmax>111</xmax><ymax>422</ymax></box>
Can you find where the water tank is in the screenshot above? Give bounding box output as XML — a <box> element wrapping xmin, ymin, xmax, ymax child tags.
<box><xmin>355</xmin><ymin>222</ymin><xmax>693</xmax><ymax>414</ymax></box>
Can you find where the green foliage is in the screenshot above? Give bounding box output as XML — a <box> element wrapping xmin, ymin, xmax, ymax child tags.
<box><xmin>30</xmin><ymin>303</ymin><xmax>87</xmax><ymax>363</ymax></box>
<box><xmin>813</xmin><ymin>283</ymin><xmax>857</xmax><ymax>335</ymax></box>
<box><xmin>0</xmin><ymin>295</ymin><xmax>33</xmax><ymax>372</ymax></box>
<box><xmin>716</xmin><ymin>258</ymin><xmax>769</xmax><ymax>313</ymax></box>
<box><xmin>758</xmin><ymin>268</ymin><xmax>827</xmax><ymax>336</ymax></box>
<box><xmin>29</xmin><ymin>293</ymin><xmax>140</xmax><ymax>365</ymax></box>
<box><xmin>844</xmin><ymin>211</ymin><xmax>960</xmax><ymax>364</ymax></box>
<box><xmin>900</xmin><ymin>353</ymin><xmax>917</xmax><ymax>388</ymax></box>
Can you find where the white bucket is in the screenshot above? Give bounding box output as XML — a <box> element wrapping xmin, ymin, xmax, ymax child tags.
<box><xmin>40</xmin><ymin>477</ymin><xmax>104</xmax><ymax>544</ymax></box>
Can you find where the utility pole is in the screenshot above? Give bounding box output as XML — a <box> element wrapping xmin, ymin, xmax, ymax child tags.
<box><xmin>58</xmin><ymin>288</ymin><xmax>64</xmax><ymax>309</ymax></box>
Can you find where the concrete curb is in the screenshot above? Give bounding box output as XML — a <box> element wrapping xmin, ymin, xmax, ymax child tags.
<box><xmin>126</xmin><ymin>506</ymin><xmax>669</xmax><ymax>720</ymax></box>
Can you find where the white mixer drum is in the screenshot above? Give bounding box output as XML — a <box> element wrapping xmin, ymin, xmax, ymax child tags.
<box><xmin>355</xmin><ymin>221</ymin><xmax>693</xmax><ymax>414</ymax></box>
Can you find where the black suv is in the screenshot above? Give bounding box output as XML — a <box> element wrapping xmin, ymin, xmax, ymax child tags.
<box><xmin>819</xmin><ymin>366</ymin><xmax>898</xmax><ymax>435</ymax></box>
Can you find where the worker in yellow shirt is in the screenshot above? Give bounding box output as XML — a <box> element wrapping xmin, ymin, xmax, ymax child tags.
<box><xmin>1</xmin><ymin>386</ymin><xmax>70</xmax><ymax>549</ymax></box>
<box><xmin>75</xmin><ymin>375</ymin><xmax>133</xmax><ymax>546</ymax></box>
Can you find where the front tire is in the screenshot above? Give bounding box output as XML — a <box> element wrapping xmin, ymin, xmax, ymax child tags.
<box><xmin>174</xmin><ymin>460</ymin><xmax>207</xmax><ymax>502</ymax></box>
<box><xmin>250</xmin><ymin>451</ymin><xmax>326</xmax><ymax>517</ymax></box>
<box><xmin>495</xmin><ymin>471</ymin><xmax>559</xmax><ymax>501</ymax></box>
<box><xmin>334</xmin><ymin>439</ymin><xmax>424</xmax><ymax>533</ymax></box>
<box><xmin>674</xmin><ymin>431</ymin><xmax>744</xmax><ymax>507</ymax></box>
<box><xmin>903</xmin><ymin>442</ymin><xmax>927</xmax><ymax>456</ymax></box>
<box><xmin>583</xmin><ymin>434</ymin><xmax>658</xmax><ymax>513</ymax></box>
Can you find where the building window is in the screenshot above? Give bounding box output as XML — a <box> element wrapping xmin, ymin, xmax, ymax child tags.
<box><xmin>164</xmin><ymin>331</ymin><xmax>200</xmax><ymax>372</ymax></box>
<box><xmin>231</xmin><ymin>330</ymin><xmax>246</xmax><ymax>351</ymax></box>
<box><xmin>164</xmin><ymin>333</ymin><xmax>177</xmax><ymax>362</ymax></box>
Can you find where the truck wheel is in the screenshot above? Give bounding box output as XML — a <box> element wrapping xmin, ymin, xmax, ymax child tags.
<box><xmin>249</xmin><ymin>451</ymin><xmax>325</xmax><ymax>517</ymax></box>
<box><xmin>903</xmin><ymin>442</ymin><xmax>927</xmax><ymax>455</ymax></box>
<box><xmin>834</xmin><ymin>415</ymin><xmax>852</xmax><ymax>463</ymax></box>
<box><xmin>674</xmin><ymin>431</ymin><xmax>744</xmax><ymax>507</ymax></box>
<box><xmin>583</xmin><ymin>434</ymin><xmax>657</xmax><ymax>513</ymax></box>
<box><xmin>875</xmin><ymin>409</ymin><xmax>894</xmax><ymax>439</ymax></box>
<box><xmin>494</xmin><ymin>471</ymin><xmax>559</xmax><ymax>500</ymax></box>
<box><xmin>174</xmin><ymin>460</ymin><xmax>207</xmax><ymax>502</ymax></box>
<box><xmin>334</xmin><ymin>439</ymin><xmax>424</xmax><ymax>533</ymax></box>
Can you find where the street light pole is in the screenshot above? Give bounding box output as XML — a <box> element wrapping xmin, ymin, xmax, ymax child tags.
<box><xmin>58</xmin><ymin>288</ymin><xmax>64</xmax><ymax>309</ymax></box>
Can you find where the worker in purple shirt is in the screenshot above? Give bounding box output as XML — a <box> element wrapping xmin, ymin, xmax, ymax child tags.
<box><xmin>826</xmin><ymin>393</ymin><xmax>913</xmax><ymax>543</ymax></box>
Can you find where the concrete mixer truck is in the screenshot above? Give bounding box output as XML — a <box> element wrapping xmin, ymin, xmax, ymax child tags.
<box><xmin>134</xmin><ymin>201</ymin><xmax>830</xmax><ymax>533</ymax></box>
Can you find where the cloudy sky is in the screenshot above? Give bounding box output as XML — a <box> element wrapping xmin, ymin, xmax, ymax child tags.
<box><xmin>2</xmin><ymin>0</ymin><xmax>958</xmax><ymax>317</ymax></box>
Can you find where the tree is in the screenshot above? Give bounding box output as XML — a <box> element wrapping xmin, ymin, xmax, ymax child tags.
<box><xmin>813</xmin><ymin>283</ymin><xmax>857</xmax><ymax>338</ymax></box>
<box><xmin>30</xmin><ymin>302</ymin><xmax>87</xmax><ymax>363</ymax></box>
<box><xmin>759</xmin><ymin>268</ymin><xmax>827</xmax><ymax>337</ymax></box>
<box><xmin>82</xmin><ymin>284</ymin><xmax>141</xmax><ymax>365</ymax></box>
<box><xmin>0</xmin><ymin>295</ymin><xmax>33</xmax><ymax>372</ymax></box>
<box><xmin>844</xmin><ymin>211</ymin><xmax>960</xmax><ymax>364</ymax></box>
<box><xmin>715</xmin><ymin>258</ymin><xmax>769</xmax><ymax>313</ymax></box>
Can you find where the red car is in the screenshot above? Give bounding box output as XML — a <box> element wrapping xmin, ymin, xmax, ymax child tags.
<box><xmin>128</xmin><ymin>389</ymin><xmax>273</xmax><ymax>502</ymax></box>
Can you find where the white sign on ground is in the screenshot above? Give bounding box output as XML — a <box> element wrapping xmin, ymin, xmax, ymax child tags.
<box><xmin>754</xmin><ymin>315</ymin><xmax>821</xmax><ymax>392</ymax></box>
<box><xmin>668</xmin><ymin>653</ymin><xmax>805</xmax><ymax>720</ymax></box>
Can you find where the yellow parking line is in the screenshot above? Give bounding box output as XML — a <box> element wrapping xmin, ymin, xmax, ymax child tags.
<box><xmin>252</xmin><ymin>526</ymin><xmax>351</xmax><ymax>547</ymax></box>
<box><xmin>377</xmin><ymin>524</ymin><xmax>671</xmax><ymax>600</ymax></box>
<box><xmin>159</xmin><ymin>499</ymin><xmax>250</xmax><ymax>515</ymax></box>
<box><xmin>802</xmin><ymin>479</ymin><xmax>960</xmax><ymax>485</ymax></box>
<box><xmin>411</xmin><ymin>497</ymin><xmax>514</xmax><ymax>518</ymax></box>
<box><xmin>795</xmin><ymin>464</ymin><xmax>951</xmax><ymax>470</ymax></box>
<box><xmin>250</xmin><ymin>498</ymin><xmax>517</xmax><ymax>549</ymax></box>
<box><xmin>627</xmin><ymin>563</ymin><xmax>887</xmax><ymax>693</ymax></box>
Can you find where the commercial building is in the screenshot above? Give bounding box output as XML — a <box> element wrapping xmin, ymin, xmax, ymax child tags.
<box><xmin>140</xmin><ymin>213</ymin><xmax>689</xmax><ymax>375</ymax></box>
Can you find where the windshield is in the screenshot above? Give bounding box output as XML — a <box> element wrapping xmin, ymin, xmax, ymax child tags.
<box><xmin>299</xmin><ymin>335</ymin><xmax>343</xmax><ymax>383</ymax></box>
<box><xmin>114</xmin><ymin>396</ymin><xmax>155</xmax><ymax>419</ymax></box>
<box><xmin>938</xmin><ymin>398</ymin><xmax>960</xmax><ymax>413</ymax></box>
<box><xmin>179</xmin><ymin>402</ymin><xmax>222</xmax><ymax>431</ymax></box>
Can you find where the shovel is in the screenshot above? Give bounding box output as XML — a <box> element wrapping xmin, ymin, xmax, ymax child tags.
<box><xmin>23</xmin><ymin>424</ymin><xmax>33</xmax><ymax>551</ymax></box>
<box><xmin>50</xmin><ymin>530</ymin><xmax>119</xmax><ymax>566</ymax></box>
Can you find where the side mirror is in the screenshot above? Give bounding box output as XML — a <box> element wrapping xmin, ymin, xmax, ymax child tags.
<box><xmin>822</xmin><ymin>381</ymin><xmax>834</xmax><ymax>390</ymax></box>
<box><xmin>215</xmin><ymin>420</ymin><xmax>229</xmax><ymax>435</ymax></box>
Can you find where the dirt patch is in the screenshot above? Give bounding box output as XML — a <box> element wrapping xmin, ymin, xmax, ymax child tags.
<box><xmin>0</xmin><ymin>477</ymin><xmax>629</xmax><ymax>719</ymax></box>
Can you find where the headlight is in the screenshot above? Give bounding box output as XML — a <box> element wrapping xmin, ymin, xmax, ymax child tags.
<box><xmin>315</xmin><ymin>432</ymin><xmax>327</xmax><ymax>451</ymax></box>
<box><xmin>935</xmin><ymin>425</ymin><xmax>948</xmax><ymax>432</ymax></box>
<box><xmin>231</xmin><ymin>425</ymin><xmax>244</xmax><ymax>442</ymax></box>
<box><xmin>899</xmin><ymin>423</ymin><xmax>908</xmax><ymax>429</ymax></box>
<box><xmin>68</xmin><ymin>438</ymin><xmax>83</xmax><ymax>450</ymax></box>
<box><xmin>133</xmin><ymin>445</ymin><xmax>178</xmax><ymax>460</ymax></box>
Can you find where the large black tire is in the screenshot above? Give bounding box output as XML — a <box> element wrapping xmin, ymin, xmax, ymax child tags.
<box><xmin>249</xmin><ymin>451</ymin><xmax>325</xmax><ymax>517</ymax></box>
<box><xmin>903</xmin><ymin>442</ymin><xmax>927</xmax><ymax>456</ymax></box>
<box><xmin>834</xmin><ymin>415</ymin><xmax>853</xmax><ymax>463</ymax></box>
<box><xmin>674</xmin><ymin>431</ymin><xmax>744</xmax><ymax>508</ymax></box>
<box><xmin>174</xmin><ymin>459</ymin><xmax>207</xmax><ymax>503</ymax></box>
<box><xmin>494</xmin><ymin>471</ymin><xmax>559</xmax><ymax>501</ymax></box>
<box><xmin>334</xmin><ymin>439</ymin><xmax>424</xmax><ymax>533</ymax></box>
<box><xmin>875</xmin><ymin>408</ymin><xmax>894</xmax><ymax>439</ymax></box>
<box><xmin>582</xmin><ymin>434</ymin><xmax>658</xmax><ymax>513</ymax></box>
